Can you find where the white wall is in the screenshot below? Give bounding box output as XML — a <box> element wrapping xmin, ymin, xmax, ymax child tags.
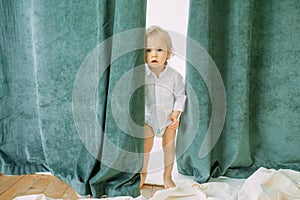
<box><xmin>145</xmin><ymin>0</ymin><xmax>191</xmax><ymax>185</ymax></box>
<box><xmin>146</xmin><ymin>0</ymin><xmax>189</xmax><ymax>77</ymax></box>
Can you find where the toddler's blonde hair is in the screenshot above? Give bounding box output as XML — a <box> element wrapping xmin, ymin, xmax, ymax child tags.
<box><xmin>145</xmin><ymin>26</ymin><xmax>173</xmax><ymax>59</ymax></box>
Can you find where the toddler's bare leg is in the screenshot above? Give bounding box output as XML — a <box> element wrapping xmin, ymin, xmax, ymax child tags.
<box><xmin>162</xmin><ymin>128</ymin><xmax>176</xmax><ymax>189</ymax></box>
<box><xmin>140</xmin><ymin>124</ymin><xmax>154</xmax><ymax>188</ymax></box>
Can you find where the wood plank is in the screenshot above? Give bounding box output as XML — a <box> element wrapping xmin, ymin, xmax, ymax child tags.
<box><xmin>0</xmin><ymin>175</ymin><xmax>40</xmax><ymax>199</ymax></box>
<box><xmin>0</xmin><ymin>174</ymin><xmax>161</xmax><ymax>199</ymax></box>
<box><xmin>42</xmin><ymin>175</ymin><xmax>69</xmax><ymax>199</ymax></box>
<box><xmin>0</xmin><ymin>175</ymin><xmax>25</xmax><ymax>195</ymax></box>
<box><xmin>22</xmin><ymin>174</ymin><xmax>52</xmax><ymax>195</ymax></box>
<box><xmin>60</xmin><ymin>186</ymin><xmax>79</xmax><ymax>199</ymax></box>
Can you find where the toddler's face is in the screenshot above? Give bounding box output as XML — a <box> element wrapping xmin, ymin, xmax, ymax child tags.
<box><xmin>145</xmin><ymin>36</ymin><xmax>170</xmax><ymax>68</ymax></box>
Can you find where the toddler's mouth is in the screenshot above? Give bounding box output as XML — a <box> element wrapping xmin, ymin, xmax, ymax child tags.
<box><xmin>151</xmin><ymin>60</ymin><xmax>158</xmax><ymax>63</ymax></box>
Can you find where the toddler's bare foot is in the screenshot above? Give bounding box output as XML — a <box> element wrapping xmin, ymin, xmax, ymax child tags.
<box><xmin>163</xmin><ymin>176</ymin><xmax>176</xmax><ymax>189</ymax></box>
<box><xmin>140</xmin><ymin>173</ymin><xmax>147</xmax><ymax>189</ymax></box>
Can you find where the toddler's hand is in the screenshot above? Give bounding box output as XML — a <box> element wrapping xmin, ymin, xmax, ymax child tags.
<box><xmin>168</xmin><ymin>116</ymin><xmax>179</xmax><ymax>130</ymax></box>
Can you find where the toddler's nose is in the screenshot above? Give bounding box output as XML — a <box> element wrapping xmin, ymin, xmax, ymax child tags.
<box><xmin>151</xmin><ymin>50</ymin><xmax>157</xmax><ymax>56</ymax></box>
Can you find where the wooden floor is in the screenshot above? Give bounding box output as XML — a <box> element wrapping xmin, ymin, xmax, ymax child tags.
<box><xmin>0</xmin><ymin>173</ymin><xmax>163</xmax><ymax>199</ymax></box>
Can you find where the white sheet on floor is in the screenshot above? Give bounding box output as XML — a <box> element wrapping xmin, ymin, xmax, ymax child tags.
<box><xmin>13</xmin><ymin>167</ymin><xmax>300</xmax><ymax>200</ymax></box>
<box><xmin>149</xmin><ymin>167</ymin><xmax>300</xmax><ymax>200</ymax></box>
<box><xmin>12</xmin><ymin>195</ymin><xmax>147</xmax><ymax>200</ymax></box>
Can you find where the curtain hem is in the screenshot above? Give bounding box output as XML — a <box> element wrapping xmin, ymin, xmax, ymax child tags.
<box><xmin>0</xmin><ymin>163</ymin><xmax>49</xmax><ymax>175</ymax></box>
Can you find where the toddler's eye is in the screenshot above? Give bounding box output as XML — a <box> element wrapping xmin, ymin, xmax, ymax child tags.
<box><xmin>157</xmin><ymin>49</ymin><xmax>163</xmax><ymax>52</ymax></box>
<box><xmin>146</xmin><ymin>49</ymin><xmax>151</xmax><ymax>53</ymax></box>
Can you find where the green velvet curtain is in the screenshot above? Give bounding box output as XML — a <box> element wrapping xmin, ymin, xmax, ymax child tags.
<box><xmin>177</xmin><ymin>0</ymin><xmax>300</xmax><ymax>182</ymax></box>
<box><xmin>0</xmin><ymin>0</ymin><xmax>146</xmax><ymax>197</ymax></box>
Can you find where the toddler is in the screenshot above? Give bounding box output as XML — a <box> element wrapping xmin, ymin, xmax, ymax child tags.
<box><xmin>141</xmin><ymin>26</ymin><xmax>186</xmax><ymax>189</ymax></box>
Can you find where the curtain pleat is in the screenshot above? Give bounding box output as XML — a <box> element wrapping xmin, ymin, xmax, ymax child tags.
<box><xmin>0</xmin><ymin>0</ymin><xmax>146</xmax><ymax>197</ymax></box>
<box><xmin>177</xmin><ymin>0</ymin><xmax>300</xmax><ymax>181</ymax></box>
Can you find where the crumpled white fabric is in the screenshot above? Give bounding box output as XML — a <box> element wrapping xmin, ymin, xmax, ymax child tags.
<box><xmin>149</xmin><ymin>167</ymin><xmax>300</xmax><ymax>200</ymax></box>
<box><xmin>13</xmin><ymin>167</ymin><xmax>300</xmax><ymax>200</ymax></box>
<box><xmin>149</xmin><ymin>179</ymin><xmax>240</xmax><ymax>200</ymax></box>
<box><xmin>13</xmin><ymin>194</ymin><xmax>55</xmax><ymax>200</ymax></box>
<box><xmin>238</xmin><ymin>167</ymin><xmax>300</xmax><ymax>200</ymax></box>
<box><xmin>13</xmin><ymin>195</ymin><xmax>146</xmax><ymax>200</ymax></box>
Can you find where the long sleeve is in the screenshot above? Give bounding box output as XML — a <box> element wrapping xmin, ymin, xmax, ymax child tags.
<box><xmin>173</xmin><ymin>73</ymin><xmax>186</xmax><ymax>112</ymax></box>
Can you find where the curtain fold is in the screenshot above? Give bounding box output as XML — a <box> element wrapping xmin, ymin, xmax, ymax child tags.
<box><xmin>177</xmin><ymin>0</ymin><xmax>300</xmax><ymax>182</ymax></box>
<box><xmin>0</xmin><ymin>0</ymin><xmax>146</xmax><ymax>198</ymax></box>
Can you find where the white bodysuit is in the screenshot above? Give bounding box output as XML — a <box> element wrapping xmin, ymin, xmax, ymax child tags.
<box><xmin>145</xmin><ymin>64</ymin><xmax>186</xmax><ymax>137</ymax></box>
